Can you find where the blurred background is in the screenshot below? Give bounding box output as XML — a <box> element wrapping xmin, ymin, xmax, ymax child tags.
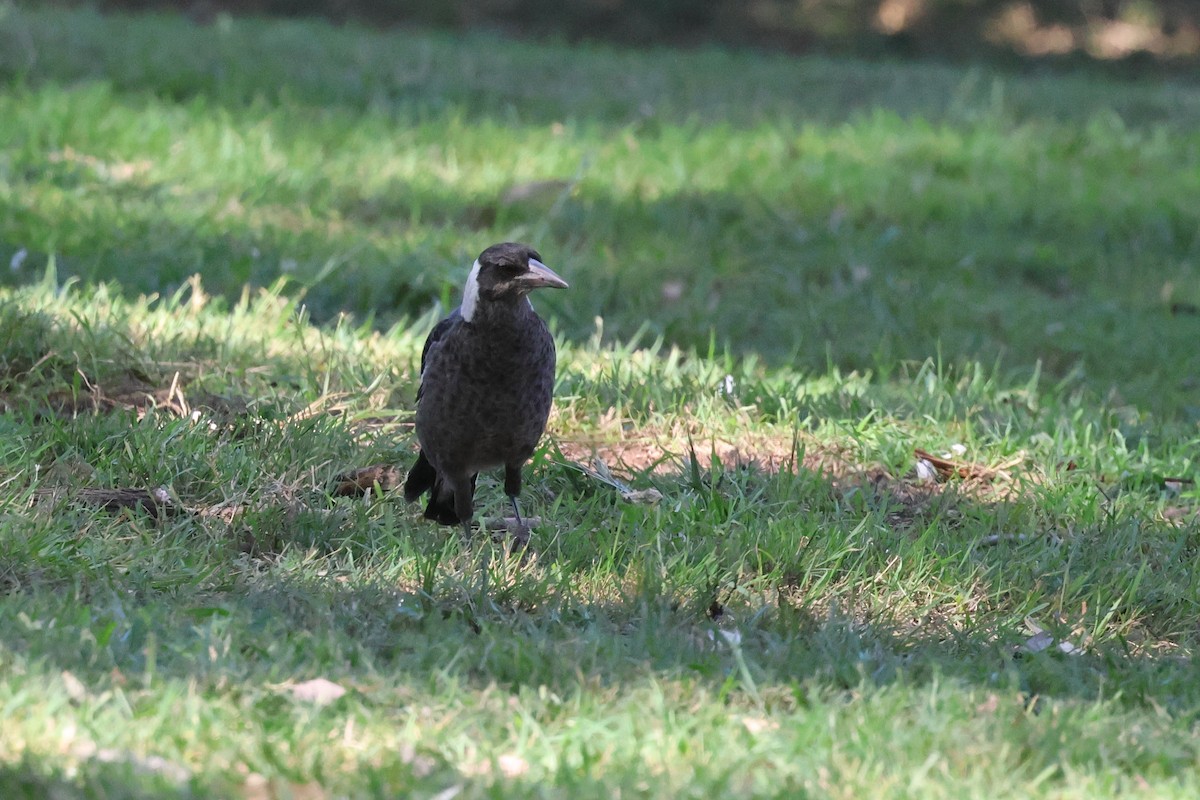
<box><xmin>36</xmin><ymin>0</ymin><xmax>1200</xmax><ymax>62</ymax></box>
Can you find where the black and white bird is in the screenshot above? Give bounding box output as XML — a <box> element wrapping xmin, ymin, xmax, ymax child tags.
<box><xmin>403</xmin><ymin>242</ymin><xmax>568</xmax><ymax>536</ymax></box>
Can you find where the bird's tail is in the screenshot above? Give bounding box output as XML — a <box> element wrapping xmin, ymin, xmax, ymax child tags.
<box><xmin>403</xmin><ymin>450</ymin><xmax>437</xmax><ymax>502</ymax></box>
<box><xmin>404</xmin><ymin>451</ymin><xmax>474</xmax><ymax>525</ymax></box>
<box><xmin>422</xmin><ymin>487</ymin><xmax>463</xmax><ymax>525</ymax></box>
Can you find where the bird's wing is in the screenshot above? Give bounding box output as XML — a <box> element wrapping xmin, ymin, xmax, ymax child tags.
<box><xmin>417</xmin><ymin>308</ymin><xmax>461</xmax><ymax>400</ymax></box>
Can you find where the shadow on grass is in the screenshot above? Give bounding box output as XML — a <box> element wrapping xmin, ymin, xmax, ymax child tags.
<box><xmin>8</xmin><ymin>452</ymin><xmax>1195</xmax><ymax>709</ymax></box>
<box><xmin>4</xmin><ymin>399</ymin><xmax>1197</xmax><ymax>792</ymax></box>
<box><xmin>0</xmin><ymin>759</ymin><xmax>195</xmax><ymax>800</ymax></box>
<box><xmin>0</xmin><ymin>744</ymin><xmax>464</xmax><ymax>799</ymax></box>
<box><xmin>7</xmin><ymin>6</ymin><xmax>1200</xmax><ymax>128</ymax></box>
<box><xmin>7</xmin><ymin>161</ymin><xmax>1200</xmax><ymax>421</ymax></box>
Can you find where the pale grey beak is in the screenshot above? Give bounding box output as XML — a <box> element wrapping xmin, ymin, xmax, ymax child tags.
<box><xmin>517</xmin><ymin>258</ymin><xmax>569</xmax><ymax>290</ymax></box>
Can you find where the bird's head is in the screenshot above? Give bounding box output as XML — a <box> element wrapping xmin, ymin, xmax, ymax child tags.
<box><xmin>461</xmin><ymin>242</ymin><xmax>568</xmax><ymax>322</ymax></box>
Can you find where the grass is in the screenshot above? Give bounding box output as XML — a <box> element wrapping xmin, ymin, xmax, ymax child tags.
<box><xmin>4</xmin><ymin>5</ymin><xmax>1200</xmax><ymax>417</ymax></box>
<box><xmin>1</xmin><ymin>4</ymin><xmax>1199</xmax><ymax>798</ymax></box>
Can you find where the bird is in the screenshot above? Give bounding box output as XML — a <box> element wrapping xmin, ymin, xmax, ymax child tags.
<box><xmin>403</xmin><ymin>242</ymin><xmax>568</xmax><ymax>538</ymax></box>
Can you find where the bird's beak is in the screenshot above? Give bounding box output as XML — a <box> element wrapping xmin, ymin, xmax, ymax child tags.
<box><xmin>517</xmin><ymin>259</ymin><xmax>569</xmax><ymax>290</ymax></box>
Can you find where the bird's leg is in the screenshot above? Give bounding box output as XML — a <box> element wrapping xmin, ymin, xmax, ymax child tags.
<box><xmin>504</xmin><ymin>464</ymin><xmax>525</xmax><ymax>530</ymax></box>
<box><xmin>508</xmin><ymin>495</ymin><xmax>524</xmax><ymax>529</ymax></box>
<box><xmin>475</xmin><ymin>535</ymin><xmax>491</xmax><ymax>603</ymax></box>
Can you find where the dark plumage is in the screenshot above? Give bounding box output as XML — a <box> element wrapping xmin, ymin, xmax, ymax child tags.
<box><xmin>403</xmin><ymin>242</ymin><xmax>568</xmax><ymax>535</ymax></box>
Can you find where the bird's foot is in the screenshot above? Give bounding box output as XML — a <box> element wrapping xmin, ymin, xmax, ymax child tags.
<box><xmin>484</xmin><ymin>515</ymin><xmax>537</xmax><ymax>550</ymax></box>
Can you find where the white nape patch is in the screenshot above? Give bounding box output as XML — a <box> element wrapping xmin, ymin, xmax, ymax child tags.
<box><xmin>460</xmin><ymin>259</ymin><xmax>482</xmax><ymax>322</ymax></box>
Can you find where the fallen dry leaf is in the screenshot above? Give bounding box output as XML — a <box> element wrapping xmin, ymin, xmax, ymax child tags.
<box><xmin>1020</xmin><ymin>630</ymin><xmax>1056</xmax><ymax>654</ymax></box>
<box><xmin>1018</xmin><ymin>618</ymin><xmax>1083</xmax><ymax>656</ymax></box>
<box><xmin>915</xmin><ymin>457</ymin><xmax>939</xmax><ymax>483</ymax></box>
<box><xmin>497</xmin><ymin>753</ymin><xmax>530</xmax><ymax>778</ymax></box>
<box><xmin>620</xmin><ymin>487</ymin><xmax>664</xmax><ymax>505</ymax></box>
<box><xmin>741</xmin><ymin>716</ymin><xmax>779</xmax><ymax>735</ymax></box>
<box><xmin>913</xmin><ymin>448</ymin><xmax>1024</xmax><ymax>481</ymax></box>
<box><xmin>61</xmin><ymin>670</ymin><xmax>87</xmax><ymax>704</ymax></box>
<box><xmin>332</xmin><ymin>464</ymin><xmax>403</xmax><ymax>496</ymax></box>
<box><xmin>286</xmin><ymin>678</ymin><xmax>347</xmax><ymax>705</ymax></box>
<box><xmin>974</xmin><ymin>694</ymin><xmax>1001</xmax><ymax>714</ymax></box>
<box><xmin>1162</xmin><ymin>505</ymin><xmax>1200</xmax><ymax>525</ymax></box>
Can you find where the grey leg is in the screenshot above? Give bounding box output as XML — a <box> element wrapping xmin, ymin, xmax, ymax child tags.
<box><xmin>508</xmin><ymin>495</ymin><xmax>524</xmax><ymax>528</ymax></box>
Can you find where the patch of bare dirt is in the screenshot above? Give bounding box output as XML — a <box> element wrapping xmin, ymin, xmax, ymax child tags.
<box><xmin>556</xmin><ymin>431</ymin><xmax>858</xmax><ymax>480</ymax></box>
<box><xmin>859</xmin><ymin>448</ymin><xmax>1030</xmax><ymax>531</ymax></box>
<box><xmin>558</xmin><ymin>433</ymin><xmax>1032</xmax><ymax>532</ymax></box>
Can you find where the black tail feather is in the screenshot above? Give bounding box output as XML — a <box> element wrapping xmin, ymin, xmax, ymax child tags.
<box><xmin>423</xmin><ymin>488</ymin><xmax>462</xmax><ymax>525</ymax></box>
<box><xmin>403</xmin><ymin>450</ymin><xmax>437</xmax><ymax>502</ymax></box>
<box><xmin>406</xmin><ymin>451</ymin><xmax>477</xmax><ymax>526</ymax></box>
<box><xmin>422</xmin><ymin>474</ymin><xmax>477</xmax><ymax>525</ymax></box>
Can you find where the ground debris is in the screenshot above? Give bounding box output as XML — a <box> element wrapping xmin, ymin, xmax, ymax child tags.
<box><xmin>620</xmin><ymin>487</ymin><xmax>664</xmax><ymax>505</ymax></box>
<box><xmin>1016</xmin><ymin>617</ymin><xmax>1084</xmax><ymax>657</ymax></box>
<box><xmin>1162</xmin><ymin>504</ymin><xmax>1200</xmax><ymax>525</ymax></box>
<box><xmin>70</xmin><ymin>740</ymin><xmax>191</xmax><ymax>785</ymax></box>
<box><xmin>977</xmin><ymin>530</ymin><xmax>1064</xmax><ymax>547</ymax></box>
<box><xmin>332</xmin><ymin>464</ymin><xmax>403</xmax><ymax>496</ymax></box>
<box><xmin>556</xmin><ymin>454</ymin><xmax>666</xmax><ymax>505</ymax></box>
<box><xmin>556</xmin><ymin>428</ymin><xmax>835</xmax><ymax>478</ymax></box>
<box><xmin>913</xmin><ymin>447</ymin><xmax>1024</xmax><ymax>482</ymax></box>
<box><xmin>27</xmin><ymin>369</ymin><xmax>250</xmax><ymax>423</ymax></box>
<box><xmin>284</xmin><ymin>677</ymin><xmax>348</xmax><ymax>705</ymax></box>
<box><xmin>40</xmin><ymin>485</ymin><xmax>177</xmax><ymax>517</ymax></box>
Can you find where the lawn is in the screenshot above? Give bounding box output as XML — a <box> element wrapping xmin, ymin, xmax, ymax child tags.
<box><xmin>1</xmin><ymin>4</ymin><xmax>1199</xmax><ymax>798</ymax></box>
